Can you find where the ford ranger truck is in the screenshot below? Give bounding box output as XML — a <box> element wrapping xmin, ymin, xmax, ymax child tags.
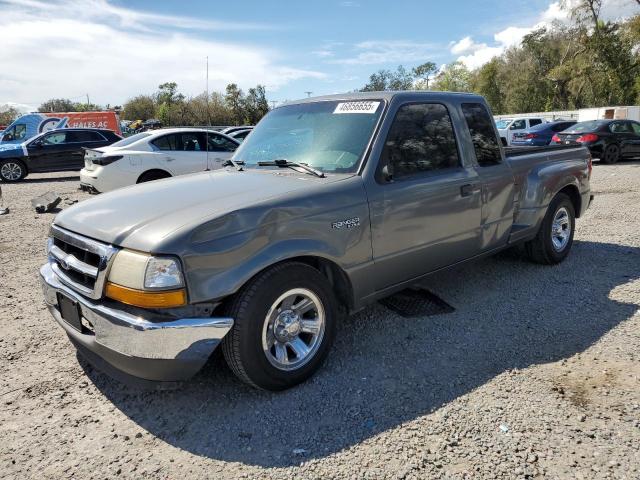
<box><xmin>40</xmin><ymin>92</ymin><xmax>593</xmax><ymax>391</ymax></box>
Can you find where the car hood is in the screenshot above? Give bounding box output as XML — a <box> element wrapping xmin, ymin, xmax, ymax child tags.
<box><xmin>0</xmin><ymin>143</ymin><xmax>25</xmax><ymax>156</ymax></box>
<box><xmin>54</xmin><ymin>169</ymin><xmax>345</xmax><ymax>252</ymax></box>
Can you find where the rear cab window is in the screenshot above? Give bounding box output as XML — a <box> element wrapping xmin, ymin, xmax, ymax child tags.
<box><xmin>529</xmin><ymin>118</ymin><xmax>543</xmax><ymax>127</ymax></box>
<box><xmin>381</xmin><ymin>103</ymin><xmax>460</xmax><ymax>180</ymax></box>
<box><xmin>461</xmin><ymin>103</ymin><xmax>502</xmax><ymax>167</ymax></box>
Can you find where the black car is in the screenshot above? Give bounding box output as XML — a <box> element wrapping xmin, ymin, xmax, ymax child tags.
<box><xmin>551</xmin><ymin>119</ymin><xmax>640</xmax><ymax>164</ymax></box>
<box><xmin>0</xmin><ymin>128</ymin><xmax>121</xmax><ymax>182</ymax></box>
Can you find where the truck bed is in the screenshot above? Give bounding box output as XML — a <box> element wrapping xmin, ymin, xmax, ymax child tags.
<box><xmin>504</xmin><ymin>144</ymin><xmax>583</xmax><ymax>157</ymax></box>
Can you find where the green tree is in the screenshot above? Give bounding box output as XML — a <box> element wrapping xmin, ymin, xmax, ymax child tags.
<box><xmin>122</xmin><ymin>95</ymin><xmax>156</xmax><ymax>120</ymax></box>
<box><xmin>225</xmin><ymin>83</ymin><xmax>245</xmax><ymax>125</ymax></box>
<box><xmin>470</xmin><ymin>58</ymin><xmax>504</xmax><ymax>113</ymax></box>
<box><xmin>430</xmin><ymin>61</ymin><xmax>472</xmax><ymax>92</ymax></box>
<box><xmin>38</xmin><ymin>98</ymin><xmax>75</xmax><ymax>112</ymax></box>
<box><xmin>0</xmin><ymin>106</ymin><xmax>20</xmax><ymax>125</ymax></box>
<box><xmin>360</xmin><ymin>65</ymin><xmax>415</xmax><ymax>91</ymax></box>
<box><xmin>412</xmin><ymin>62</ymin><xmax>438</xmax><ymax>89</ymax></box>
<box><xmin>242</xmin><ymin>85</ymin><xmax>270</xmax><ymax>124</ymax></box>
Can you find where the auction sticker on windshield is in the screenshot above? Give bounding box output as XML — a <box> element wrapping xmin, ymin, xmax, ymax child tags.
<box><xmin>333</xmin><ymin>101</ymin><xmax>380</xmax><ymax>114</ymax></box>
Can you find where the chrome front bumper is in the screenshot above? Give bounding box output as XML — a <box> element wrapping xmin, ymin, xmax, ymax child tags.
<box><xmin>40</xmin><ymin>263</ymin><xmax>233</xmax><ymax>383</ymax></box>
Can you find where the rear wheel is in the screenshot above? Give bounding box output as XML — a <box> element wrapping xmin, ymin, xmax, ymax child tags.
<box><xmin>137</xmin><ymin>170</ymin><xmax>171</xmax><ymax>183</ymax></box>
<box><xmin>0</xmin><ymin>159</ymin><xmax>27</xmax><ymax>182</ymax></box>
<box><xmin>222</xmin><ymin>262</ymin><xmax>338</xmax><ymax>390</ymax></box>
<box><xmin>525</xmin><ymin>193</ymin><xmax>575</xmax><ymax>265</ymax></box>
<box><xmin>601</xmin><ymin>144</ymin><xmax>620</xmax><ymax>164</ymax></box>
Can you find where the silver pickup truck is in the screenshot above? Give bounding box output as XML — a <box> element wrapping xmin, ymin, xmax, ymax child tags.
<box><xmin>40</xmin><ymin>92</ymin><xmax>593</xmax><ymax>390</ymax></box>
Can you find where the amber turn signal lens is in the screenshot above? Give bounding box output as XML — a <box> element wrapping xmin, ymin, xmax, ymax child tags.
<box><xmin>105</xmin><ymin>282</ymin><xmax>187</xmax><ymax>308</ymax></box>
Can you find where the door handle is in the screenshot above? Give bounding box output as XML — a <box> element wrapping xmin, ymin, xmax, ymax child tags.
<box><xmin>460</xmin><ymin>184</ymin><xmax>480</xmax><ymax>197</ymax></box>
<box><xmin>166</xmin><ymin>157</ymin><xmax>175</xmax><ymax>162</ymax></box>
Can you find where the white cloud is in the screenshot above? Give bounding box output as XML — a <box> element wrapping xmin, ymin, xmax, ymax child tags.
<box><xmin>0</xmin><ymin>0</ymin><xmax>325</xmax><ymax>108</ymax></box>
<box><xmin>450</xmin><ymin>36</ymin><xmax>485</xmax><ymax>55</ymax></box>
<box><xmin>452</xmin><ymin>0</ymin><xmax>640</xmax><ymax>70</ymax></box>
<box><xmin>333</xmin><ymin>40</ymin><xmax>441</xmax><ymax>65</ymax></box>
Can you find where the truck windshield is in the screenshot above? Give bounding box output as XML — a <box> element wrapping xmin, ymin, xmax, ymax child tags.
<box><xmin>232</xmin><ymin>100</ymin><xmax>384</xmax><ymax>174</ymax></box>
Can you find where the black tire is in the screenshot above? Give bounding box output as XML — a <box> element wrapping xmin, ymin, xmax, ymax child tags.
<box><xmin>0</xmin><ymin>159</ymin><xmax>27</xmax><ymax>182</ymax></box>
<box><xmin>525</xmin><ymin>193</ymin><xmax>575</xmax><ymax>265</ymax></box>
<box><xmin>501</xmin><ymin>137</ymin><xmax>508</xmax><ymax>146</ymax></box>
<box><xmin>601</xmin><ymin>144</ymin><xmax>620</xmax><ymax>164</ymax></box>
<box><xmin>222</xmin><ymin>262</ymin><xmax>338</xmax><ymax>391</ymax></box>
<box><xmin>137</xmin><ymin>170</ymin><xmax>171</xmax><ymax>183</ymax></box>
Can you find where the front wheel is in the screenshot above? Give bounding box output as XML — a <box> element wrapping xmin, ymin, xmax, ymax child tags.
<box><xmin>222</xmin><ymin>262</ymin><xmax>338</xmax><ymax>390</ymax></box>
<box><xmin>525</xmin><ymin>193</ymin><xmax>575</xmax><ymax>265</ymax></box>
<box><xmin>0</xmin><ymin>159</ymin><xmax>27</xmax><ymax>182</ymax></box>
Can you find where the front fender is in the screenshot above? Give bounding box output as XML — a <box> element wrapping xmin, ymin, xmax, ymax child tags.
<box><xmin>176</xmin><ymin>181</ymin><xmax>373</xmax><ymax>304</ymax></box>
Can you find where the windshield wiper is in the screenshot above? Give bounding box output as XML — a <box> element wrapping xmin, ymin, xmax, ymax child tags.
<box><xmin>222</xmin><ymin>159</ymin><xmax>244</xmax><ymax>171</ymax></box>
<box><xmin>257</xmin><ymin>159</ymin><xmax>325</xmax><ymax>178</ymax></box>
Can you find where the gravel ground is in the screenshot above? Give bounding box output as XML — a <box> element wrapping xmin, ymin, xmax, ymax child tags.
<box><xmin>1</xmin><ymin>164</ymin><xmax>639</xmax><ymax>480</ymax></box>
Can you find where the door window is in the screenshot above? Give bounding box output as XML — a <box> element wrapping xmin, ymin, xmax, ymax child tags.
<box><xmin>631</xmin><ymin>122</ymin><xmax>640</xmax><ymax>135</ymax></box>
<box><xmin>67</xmin><ymin>131</ymin><xmax>105</xmax><ymax>142</ymax></box>
<box><xmin>42</xmin><ymin>132</ymin><xmax>67</xmax><ymax>145</ymax></box>
<box><xmin>180</xmin><ymin>133</ymin><xmax>202</xmax><ymax>151</ymax></box>
<box><xmin>461</xmin><ymin>103</ymin><xmax>502</xmax><ymax>167</ymax></box>
<box><xmin>529</xmin><ymin>118</ymin><xmax>543</xmax><ymax>126</ymax></box>
<box><xmin>152</xmin><ymin>134</ymin><xmax>180</xmax><ymax>151</ymax></box>
<box><xmin>610</xmin><ymin>122</ymin><xmax>632</xmax><ymax>133</ymax></box>
<box><xmin>510</xmin><ymin>119</ymin><xmax>526</xmax><ymax>130</ymax></box>
<box><xmin>381</xmin><ymin>103</ymin><xmax>460</xmax><ymax>180</ymax></box>
<box><xmin>206</xmin><ymin>133</ymin><xmax>238</xmax><ymax>152</ymax></box>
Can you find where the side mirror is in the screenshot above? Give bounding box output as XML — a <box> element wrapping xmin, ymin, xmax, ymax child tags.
<box><xmin>381</xmin><ymin>164</ymin><xmax>394</xmax><ymax>182</ymax></box>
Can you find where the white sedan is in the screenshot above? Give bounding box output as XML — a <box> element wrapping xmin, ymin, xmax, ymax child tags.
<box><xmin>80</xmin><ymin>128</ymin><xmax>240</xmax><ymax>193</ymax></box>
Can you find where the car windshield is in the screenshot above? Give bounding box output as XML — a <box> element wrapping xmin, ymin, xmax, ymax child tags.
<box><xmin>564</xmin><ymin>121</ymin><xmax>606</xmax><ymax>133</ymax></box>
<box><xmin>495</xmin><ymin>119</ymin><xmax>512</xmax><ymax>129</ymax></box>
<box><xmin>232</xmin><ymin>100</ymin><xmax>384</xmax><ymax>174</ymax></box>
<box><xmin>109</xmin><ymin>131</ymin><xmax>153</xmax><ymax>148</ymax></box>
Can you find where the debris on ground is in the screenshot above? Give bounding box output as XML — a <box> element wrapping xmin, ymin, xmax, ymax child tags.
<box><xmin>31</xmin><ymin>192</ymin><xmax>61</xmax><ymax>213</ymax></box>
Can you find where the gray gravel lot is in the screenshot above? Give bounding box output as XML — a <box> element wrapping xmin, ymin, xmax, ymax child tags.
<box><xmin>1</xmin><ymin>163</ymin><xmax>639</xmax><ymax>479</ymax></box>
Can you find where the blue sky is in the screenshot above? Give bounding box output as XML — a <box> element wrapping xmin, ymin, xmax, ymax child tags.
<box><xmin>0</xmin><ymin>0</ymin><xmax>636</xmax><ymax>110</ymax></box>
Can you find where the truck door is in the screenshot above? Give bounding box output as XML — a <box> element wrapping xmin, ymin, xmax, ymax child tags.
<box><xmin>460</xmin><ymin>103</ymin><xmax>516</xmax><ymax>251</ymax></box>
<box><xmin>367</xmin><ymin>102</ymin><xmax>482</xmax><ymax>289</ymax></box>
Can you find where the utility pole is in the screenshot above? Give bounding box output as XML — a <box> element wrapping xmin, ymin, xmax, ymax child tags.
<box><xmin>304</xmin><ymin>91</ymin><xmax>313</xmax><ymax>98</ymax></box>
<box><xmin>86</xmin><ymin>93</ymin><xmax>90</xmax><ymax>106</ymax></box>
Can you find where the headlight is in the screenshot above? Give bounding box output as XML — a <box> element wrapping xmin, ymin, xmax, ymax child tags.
<box><xmin>105</xmin><ymin>249</ymin><xmax>186</xmax><ymax>308</ymax></box>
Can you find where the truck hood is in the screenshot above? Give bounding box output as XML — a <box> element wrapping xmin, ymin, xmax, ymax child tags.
<box><xmin>54</xmin><ymin>169</ymin><xmax>343</xmax><ymax>252</ymax></box>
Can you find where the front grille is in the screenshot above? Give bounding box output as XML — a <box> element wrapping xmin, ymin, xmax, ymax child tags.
<box><xmin>48</xmin><ymin>225</ymin><xmax>118</xmax><ymax>299</ymax></box>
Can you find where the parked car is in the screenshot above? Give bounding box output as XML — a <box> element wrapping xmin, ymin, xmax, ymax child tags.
<box><xmin>0</xmin><ymin>128</ymin><xmax>121</xmax><ymax>182</ymax></box>
<box><xmin>80</xmin><ymin>128</ymin><xmax>240</xmax><ymax>193</ymax></box>
<box><xmin>40</xmin><ymin>92</ymin><xmax>592</xmax><ymax>390</ymax></box>
<box><xmin>0</xmin><ymin>112</ymin><xmax>122</xmax><ymax>145</ymax></box>
<box><xmin>228</xmin><ymin>128</ymin><xmax>252</xmax><ymax>142</ymax></box>
<box><xmin>551</xmin><ymin>119</ymin><xmax>640</xmax><ymax>164</ymax></box>
<box><xmin>221</xmin><ymin>126</ymin><xmax>253</xmax><ymax>136</ymax></box>
<box><xmin>511</xmin><ymin>120</ymin><xmax>577</xmax><ymax>146</ymax></box>
<box><xmin>495</xmin><ymin>117</ymin><xmax>547</xmax><ymax>146</ymax></box>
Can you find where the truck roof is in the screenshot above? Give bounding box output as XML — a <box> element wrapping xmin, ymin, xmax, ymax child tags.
<box><xmin>282</xmin><ymin>90</ymin><xmax>486</xmax><ymax>107</ymax></box>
